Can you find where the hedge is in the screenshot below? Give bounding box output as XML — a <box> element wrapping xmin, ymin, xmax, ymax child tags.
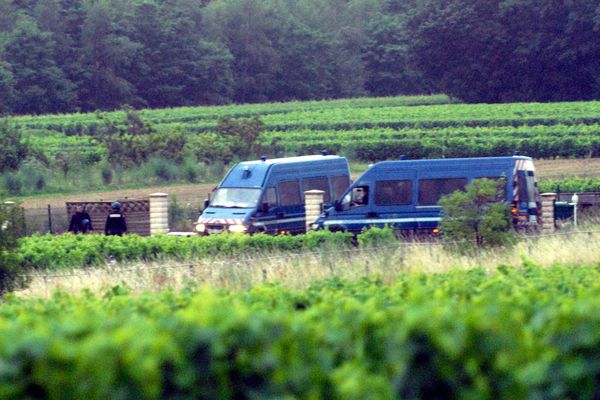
<box><xmin>16</xmin><ymin>231</ymin><xmax>355</xmax><ymax>270</ymax></box>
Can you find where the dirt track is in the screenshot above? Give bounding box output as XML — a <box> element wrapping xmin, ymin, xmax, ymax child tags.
<box><xmin>18</xmin><ymin>158</ymin><xmax>600</xmax><ymax>209</ymax></box>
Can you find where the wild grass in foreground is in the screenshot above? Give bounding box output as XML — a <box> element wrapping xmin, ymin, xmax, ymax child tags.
<box><xmin>17</xmin><ymin>230</ymin><xmax>600</xmax><ymax>297</ymax></box>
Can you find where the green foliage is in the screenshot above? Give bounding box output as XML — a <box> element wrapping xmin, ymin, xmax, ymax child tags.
<box><xmin>3</xmin><ymin>174</ymin><xmax>22</xmax><ymax>195</ymax></box>
<box><xmin>1</xmin><ymin>264</ymin><xmax>600</xmax><ymax>397</ymax></box>
<box><xmin>216</xmin><ymin>116</ymin><xmax>265</xmax><ymax>160</ymax></box>
<box><xmin>539</xmin><ymin>177</ymin><xmax>600</xmax><ymax>194</ymax></box>
<box><xmin>0</xmin><ymin>202</ymin><xmax>27</xmax><ymax>294</ymax></box>
<box><xmin>16</xmin><ymin>230</ymin><xmax>355</xmax><ymax>270</ymax></box>
<box><xmin>357</xmin><ymin>226</ymin><xmax>397</xmax><ymax>247</ymax></box>
<box><xmin>439</xmin><ymin>179</ymin><xmax>515</xmax><ymax>251</ymax></box>
<box><xmin>407</xmin><ymin>0</ymin><xmax>600</xmax><ymax>103</ymax></box>
<box><xmin>0</xmin><ymin>119</ymin><xmax>29</xmax><ymax>172</ymax></box>
<box><xmin>94</xmin><ymin>108</ymin><xmax>188</xmax><ymax>166</ymax></box>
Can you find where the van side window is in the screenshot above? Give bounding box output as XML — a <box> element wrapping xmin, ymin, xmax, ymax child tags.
<box><xmin>331</xmin><ymin>175</ymin><xmax>351</xmax><ymax>200</ymax></box>
<box><xmin>418</xmin><ymin>178</ymin><xmax>467</xmax><ymax>205</ymax></box>
<box><xmin>303</xmin><ymin>177</ymin><xmax>330</xmax><ymax>202</ymax></box>
<box><xmin>279</xmin><ymin>180</ymin><xmax>301</xmax><ymax>206</ymax></box>
<box><xmin>264</xmin><ymin>187</ymin><xmax>277</xmax><ymax>208</ymax></box>
<box><xmin>341</xmin><ymin>185</ymin><xmax>369</xmax><ymax>209</ymax></box>
<box><xmin>375</xmin><ymin>180</ymin><xmax>412</xmax><ymax>206</ymax></box>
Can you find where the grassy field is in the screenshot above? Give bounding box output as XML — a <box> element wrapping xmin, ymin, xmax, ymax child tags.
<box><xmin>17</xmin><ymin>229</ymin><xmax>600</xmax><ymax>297</ymax></box>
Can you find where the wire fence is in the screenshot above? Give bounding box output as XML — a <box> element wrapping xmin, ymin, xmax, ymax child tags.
<box><xmin>17</xmin><ymin>229</ymin><xmax>600</xmax><ymax>281</ymax></box>
<box><xmin>23</xmin><ymin>206</ymin><xmax>68</xmax><ymax>235</ymax></box>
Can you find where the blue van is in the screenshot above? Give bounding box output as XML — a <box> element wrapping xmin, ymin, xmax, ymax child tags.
<box><xmin>312</xmin><ymin>156</ymin><xmax>540</xmax><ymax>234</ymax></box>
<box><xmin>195</xmin><ymin>154</ymin><xmax>351</xmax><ymax>235</ymax></box>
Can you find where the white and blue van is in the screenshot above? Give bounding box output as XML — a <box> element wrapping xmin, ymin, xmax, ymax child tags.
<box><xmin>195</xmin><ymin>154</ymin><xmax>351</xmax><ymax>235</ymax></box>
<box><xmin>312</xmin><ymin>156</ymin><xmax>541</xmax><ymax>235</ymax></box>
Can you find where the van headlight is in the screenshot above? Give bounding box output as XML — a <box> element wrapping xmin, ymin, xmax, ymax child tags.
<box><xmin>195</xmin><ymin>223</ymin><xmax>206</xmax><ymax>233</ymax></box>
<box><xmin>228</xmin><ymin>224</ymin><xmax>248</xmax><ymax>233</ymax></box>
<box><xmin>310</xmin><ymin>222</ymin><xmax>321</xmax><ymax>231</ymax></box>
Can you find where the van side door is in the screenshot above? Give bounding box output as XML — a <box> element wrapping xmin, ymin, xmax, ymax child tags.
<box><xmin>254</xmin><ymin>186</ymin><xmax>278</xmax><ymax>234</ymax></box>
<box><xmin>416</xmin><ymin>176</ymin><xmax>468</xmax><ymax>230</ymax></box>
<box><xmin>372</xmin><ymin>171</ymin><xmax>417</xmax><ymax>231</ymax></box>
<box><xmin>274</xmin><ymin>179</ymin><xmax>305</xmax><ymax>234</ymax></box>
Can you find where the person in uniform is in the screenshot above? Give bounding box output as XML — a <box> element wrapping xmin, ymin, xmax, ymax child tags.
<box><xmin>104</xmin><ymin>201</ymin><xmax>127</xmax><ymax>236</ymax></box>
<box><xmin>68</xmin><ymin>205</ymin><xmax>93</xmax><ymax>233</ymax></box>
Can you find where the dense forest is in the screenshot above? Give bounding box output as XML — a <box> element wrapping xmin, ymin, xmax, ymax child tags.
<box><xmin>0</xmin><ymin>0</ymin><xmax>599</xmax><ymax>115</ymax></box>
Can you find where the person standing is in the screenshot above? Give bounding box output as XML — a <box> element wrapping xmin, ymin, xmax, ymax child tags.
<box><xmin>68</xmin><ymin>205</ymin><xmax>93</xmax><ymax>233</ymax></box>
<box><xmin>105</xmin><ymin>201</ymin><xmax>127</xmax><ymax>236</ymax></box>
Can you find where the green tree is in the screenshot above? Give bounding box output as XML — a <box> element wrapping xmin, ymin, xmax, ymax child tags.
<box><xmin>0</xmin><ymin>61</ymin><xmax>15</xmax><ymax>113</ymax></box>
<box><xmin>128</xmin><ymin>0</ymin><xmax>233</xmax><ymax>108</ymax></box>
<box><xmin>362</xmin><ymin>1</ymin><xmax>431</xmax><ymax>96</ymax></box>
<box><xmin>79</xmin><ymin>0</ymin><xmax>142</xmax><ymax>110</ymax></box>
<box><xmin>34</xmin><ymin>0</ymin><xmax>86</xmax><ymax>110</ymax></box>
<box><xmin>0</xmin><ymin>119</ymin><xmax>29</xmax><ymax>172</ymax></box>
<box><xmin>407</xmin><ymin>0</ymin><xmax>600</xmax><ymax>102</ymax></box>
<box><xmin>202</xmin><ymin>0</ymin><xmax>280</xmax><ymax>103</ymax></box>
<box><xmin>3</xmin><ymin>15</ymin><xmax>76</xmax><ymax>114</ymax></box>
<box><xmin>439</xmin><ymin>178</ymin><xmax>514</xmax><ymax>251</ymax></box>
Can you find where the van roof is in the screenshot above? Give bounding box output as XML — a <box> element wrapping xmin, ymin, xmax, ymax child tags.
<box><xmin>220</xmin><ymin>154</ymin><xmax>349</xmax><ymax>188</ymax></box>
<box><xmin>243</xmin><ymin>154</ymin><xmax>344</xmax><ymax>165</ymax></box>
<box><xmin>372</xmin><ymin>155</ymin><xmax>531</xmax><ymax>167</ymax></box>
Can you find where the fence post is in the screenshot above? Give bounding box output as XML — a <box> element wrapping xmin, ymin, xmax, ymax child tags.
<box><xmin>47</xmin><ymin>204</ymin><xmax>53</xmax><ymax>234</ymax></box>
<box><xmin>149</xmin><ymin>193</ymin><xmax>169</xmax><ymax>235</ymax></box>
<box><xmin>304</xmin><ymin>190</ymin><xmax>325</xmax><ymax>233</ymax></box>
<box><xmin>541</xmin><ymin>192</ymin><xmax>556</xmax><ymax>232</ymax></box>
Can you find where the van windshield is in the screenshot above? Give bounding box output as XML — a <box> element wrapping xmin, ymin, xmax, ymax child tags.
<box><xmin>210</xmin><ymin>188</ymin><xmax>262</xmax><ymax>208</ymax></box>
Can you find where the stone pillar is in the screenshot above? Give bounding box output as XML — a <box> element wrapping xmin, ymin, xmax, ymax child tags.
<box><xmin>149</xmin><ymin>193</ymin><xmax>169</xmax><ymax>235</ymax></box>
<box><xmin>541</xmin><ymin>192</ymin><xmax>556</xmax><ymax>232</ymax></box>
<box><xmin>305</xmin><ymin>190</ymin><xmax>325</xmax><ymax>232</ymax></box>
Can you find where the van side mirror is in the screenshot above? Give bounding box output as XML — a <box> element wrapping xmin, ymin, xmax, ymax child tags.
<box><xmin>334</xmin><ymin>199</ymin><xmax>342</xmax><ymax>211</ymax></box>
<box><xmin>203</xmin><ymin>198</ymin><xmax>210</xmax><ymax>209</ymax></box>
<box><xmin>261</xmin><ymin>202</ymin><xmax>269</xmax><ymax>213</ymax></box>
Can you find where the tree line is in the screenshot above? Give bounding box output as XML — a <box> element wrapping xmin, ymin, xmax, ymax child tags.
<box><xmin>1</xmin><ymin>0</ymin><xmax>599</xmax><ymax>115</ymax></box>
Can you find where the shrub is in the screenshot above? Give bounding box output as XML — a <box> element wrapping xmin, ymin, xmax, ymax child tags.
<box><xmin>0</xmin><ymin>202</ymin><xmax>28</xmax><ymax>294</ymax></box>
<box><xmin>4</xmin><ymin>174</ymin><xmax>22</xmax><ymax>195</ymax></box>
<box><xmin>216</xmin><ymin>116</ymin><xmax>265</xmax><ymax>160</ymax></box>
<box><xmin>101</xmin><ymin>165</ymin><xmax>113</xmax><ymax>185</ymax></box>
<box><xmin>35</xmin><ymin>175</ymin><xmax>46</xmax><ymax>191</ymax></box>
<box><xmin>152</xmin><ymin>158</ymin><xmax>177</xmax><ymax>181</ymax></box>
<box><xmin>439</xmin><ymin>178</ymin><xmax>515</xmax><ymax>251</ymax></box>
<box><xmin>0</xmin><ymin>118</ymin><xmax>29</xmax><ymax>172</ymax></box>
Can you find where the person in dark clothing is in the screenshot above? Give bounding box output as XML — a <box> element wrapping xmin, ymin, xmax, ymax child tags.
<box><xmin>105</xmin><ymin>201</ymin><xmax>127</xmax><ymax>236</ymax></box>
<box><xmin>68</xmin><ymin>205</ymin><xmax>93</xmax><ymax>233</ymax></box>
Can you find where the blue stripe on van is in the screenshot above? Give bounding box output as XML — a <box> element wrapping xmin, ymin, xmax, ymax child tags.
<box><xmin>323</xmin><ymin>217</ymin><xmax>441</xmax><ymax>225</ymax></box>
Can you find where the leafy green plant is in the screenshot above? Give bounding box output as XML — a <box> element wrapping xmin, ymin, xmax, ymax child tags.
<box><xmin>216</xmin><ymin>116</ymin><xmax>266</xmax><ymax>160</ymax></box>
<box><xmin>0</xmin><ymin>201</ymin><xmax>28</xmax><ymax>294</ymax></box>
<box><xmin>439</xmin><ymin>178</ymin><xmax>515</xmax><ymax>251</ymax></box>
<box><xmin>1</xmin><ymin>264</ymin><xmax>600</xmax><ymax>398</ymax></box>
<box><xmin>0</xmin><ymin>118</ymin><xmax>29</xmax><ymax>172</ymax></box>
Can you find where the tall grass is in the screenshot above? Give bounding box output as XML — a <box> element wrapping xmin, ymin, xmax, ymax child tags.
<box><xmin>1</xmin><ymin>156</ymin><xmax>221</xmax><ymax>198</ymax></box>
<box><xmin>17</xmin><ymin>230</ymin><xmax>600</xmax><ymax>297</ymax></box>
